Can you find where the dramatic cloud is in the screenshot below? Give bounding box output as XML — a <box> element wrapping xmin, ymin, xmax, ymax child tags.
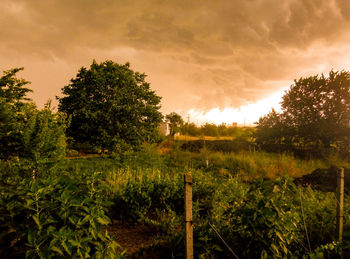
<box><xmin>2</xmin><ymin>0</ymin><xmax>350</xmax><ymax>124</ymax></box>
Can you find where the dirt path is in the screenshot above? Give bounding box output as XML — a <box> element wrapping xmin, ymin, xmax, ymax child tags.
<box><xmin>108</xmin><ymin>220</ymin><xmax>159</xmax><ymax>256</ymax></box>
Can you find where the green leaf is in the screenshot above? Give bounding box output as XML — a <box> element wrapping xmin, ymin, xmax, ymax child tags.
<box><xmin>68</xmin><ymin>239</ymin><xmax>81</xmax><ymax>247</ymax></box>
<box><xmin>32</xmin><ymin>215</ymin><xmax>41</xmax><ymax>228</ymax></box>
<box><xmin>28</xmin><ymin>230</ymin><xmax>34</xmax><ymax>245</ymax></box>
<box><xmin>51</xmin><ymin>246</ymin><xmax>64</xmax><ymax>256</ymax></box>
<box><xmin>96</xmin><ymin>216</ymin><xmax>110</xmax><ymax>225</ymax></box>
<box><xmin>61</xmin><ymin>241</ymin><xmax>72</xmax><ymax>256</ymax></box>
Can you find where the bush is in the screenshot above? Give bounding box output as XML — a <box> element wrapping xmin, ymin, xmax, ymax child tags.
<box><xmin>0</xmin><ymin>171</ymin><xmax>124</xmax><ymax>258</ymax></box>
<box><xmin>111</xmin><ymin>171</ymin><xmax>183</xmax><ymax>221</ymax></box>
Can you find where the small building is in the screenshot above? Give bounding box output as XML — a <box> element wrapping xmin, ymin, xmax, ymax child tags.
<box><xmin>160</xmin><ymin>121</ymin><xmax>170</xmax><ymax>136</ymax></box>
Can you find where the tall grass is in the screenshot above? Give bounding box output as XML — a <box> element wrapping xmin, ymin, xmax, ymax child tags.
<box><xmin>173</xmin><ymin>149</ymin><xmax>335</xmax><ymax>180</ymax></box>
<box><xmin>61</xmin><ymin>143</ymin><xmax>350</xmax><ymax>181</ymax></box>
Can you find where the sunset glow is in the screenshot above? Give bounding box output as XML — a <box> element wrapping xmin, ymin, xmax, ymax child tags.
<box><xmin>188</xmin><ymin>89</ymin><xmax>286</xmax><ymax>126</ymax></box>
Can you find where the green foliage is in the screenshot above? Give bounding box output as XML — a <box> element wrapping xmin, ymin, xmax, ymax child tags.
<box><xmin>0</xmin><ymin>67</ymin><xmax>32</xmax><ymax>104</ymax></box>
<box><xmin>181</xmin><ymin>122</ymin><xmax>201</xmax><ymax>136</ymax></box>
<box><xmin>308</xmin><ymin>241</ymin><xmax>341</xmax><ymax>258</ymax></box>
<box><xmin>165</xmin><ymin>112</ymin><xmax>184</xmax><ymax>136</ymax></box>
<box><xmin>299</xmin><ymin>188</ymin><xmax>337</xmax><ymax>247</ymax></box>
<box><xmin>282</xmin><ymin>71</ymin><xmax>350</xmax><ymax>148</ymax></box>
<box><xmin>0</xmin><ymin>171</ymin><xmax>124</xmax><ymax>258</ymax></box>
<box><xmin>181</xmin><ymin>138</ymin><xmax>252</xmax><ymax>153</ymax></box>
<box><xmin>0</xmin><ymin>67</ymin><xmax>32</xmax><ymax>158</ymax></box>
<box><xmin>201</xmin><ymin>123</ymin><xmax>219</xmax><ymax>137</ymax></box>
<box><xmin>255</xmin><ymin>109</ymin><xmax>285</xmax><ymax>146</ymax></box>
<box><xmin>110</xmin><ymin>170</ymin><xmax>184</xmax><ymax>221</ymax></box>
<box><xmin>1</xmin><ymin>139</ymin><xmax>347</xmax><ymax>258</ymax></box>
<box><xmin>58</xmin><ymin>60</ymin><xmax>163</xmax><ymax>152</ymax></box>
<box><xmin>256</xmin><ymin>70</ymin><xmax>350</xmax><ymax>157</ymax></box>
<box><xmin>101</xmin><ymin>158</ymin><xmax>345</xmax><ymax>258</ymax></box>
<box><xmin>220</xmin><ymin>178</ymin><xmax>302</xmax><ymax>258</ymax></box>
<box><xmin>0</xmin><ymin>68</ymin><xmax>67</xmax><ymax>175</ymax></box>
<box><xmin>21</xmin><ymin>101</ymin><xmax>67</xmax><ymax>173</ymax></box>
<box><xmin>180</xmin><ymin>122</ymin><xmax>244</xmax><ymax>138</ymax></box>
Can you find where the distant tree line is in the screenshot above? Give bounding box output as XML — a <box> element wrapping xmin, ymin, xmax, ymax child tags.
<box><xmin>181</xmin><ymin>122</ymin><xmax>243</xmax><ymax>137</ymax></box>
<box><xmin>164</xmin><ymin>112</ymin><xmax>246</xmax><ymax>138</ymax></box>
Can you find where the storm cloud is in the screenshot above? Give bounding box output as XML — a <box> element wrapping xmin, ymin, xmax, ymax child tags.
<box><xmin>2</xmin><ymin>0</ymin><xmax>350</xmax><ymax>119</ymax></box>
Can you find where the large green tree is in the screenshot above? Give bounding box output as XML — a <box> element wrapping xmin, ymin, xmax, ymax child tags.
<box><xmin>58</xmin><ymin>60</ymin><xmax>162</xmax><ymax>152</ymax></box>
<box><xmin>255</xmin><ymin>70</ymin><xmax>350</xmax><ymax>154</ymax></box>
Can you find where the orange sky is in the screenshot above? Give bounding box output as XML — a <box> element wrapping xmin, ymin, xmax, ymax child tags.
<box><xmin>2</xmin><ymin>0</ymin><xmax>350</xmax><ymax>125</ymax></box>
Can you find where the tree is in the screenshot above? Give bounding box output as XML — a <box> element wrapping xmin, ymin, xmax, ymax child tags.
<box><xmin>165</xmin><ymin>112</ymin><xmax>184</xmax><ymax>137</ymax></box>
<box><xmin>255</xmin><ymin>70</ymin><xmax>350</xmax><ymax>155</ymax></box>
<box><xmin>21</xmin><ymin>101</ymin><xmax>67</xmax><ymax>174</ymax></box>
<box><xmin>282</xmin><ymin>71</ymin><xmax>350</xmax><ymax>149</ymax></box>
<box><xmin>0</xmin><ymin>67</ymin><xmax>32</xmax><ymax>104</ymax></box>
<box><xmin>255</xmin><ymin>109</ymin><xmax>286</xmax><ymax>146</ymax></box>
<box><xmin>58</xmin><ymin>60</ymin><xmax>163</xmax><ymax>152</ymax></box>
<box><xmin>201</xmin><ymin>123</ymin><xmax>219</xmax><ymax>137</ymax></box>
<box><xmin>0</xmin><ymin>68</ymin><xmax>32</xmax><ymax>157</ymax></box>
<box><xmin>181</xmin><ymin>122</ymin><xmax>201</xmax><ymax>136</ymax></box>
<box><xmin>0</xmin><ymin>68</ymin><xmax>67</xmax><ymax>173</ymax></box>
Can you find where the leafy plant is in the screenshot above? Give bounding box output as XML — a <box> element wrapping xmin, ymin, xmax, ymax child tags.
<box><xmin>0</xmin><ymin>172</ymin><xmax>124</xmax><ymax>258</ymax></box>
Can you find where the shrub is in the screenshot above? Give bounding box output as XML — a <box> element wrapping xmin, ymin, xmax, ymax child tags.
<box><xmin>0</xmin><ymin>172</ymin><xmax>124</xmax><ymax>258</ymax></box>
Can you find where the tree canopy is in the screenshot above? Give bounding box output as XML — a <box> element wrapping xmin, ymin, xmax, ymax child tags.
<box><xmin>255</xmin><ymin>70</ymin><xmax>350</xmax><ymax>156</ymax></box>
<box><xmin>165</xmin><ymin>112</ymin><xmax>184</xmax><ymax>137</ymax></box>
<box><xmin>58</xmin><ymin>60</ymin><xmax>163</xmax><ymax>152</ymax></box>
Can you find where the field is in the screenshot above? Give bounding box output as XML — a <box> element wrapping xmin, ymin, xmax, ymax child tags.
<box><xmin>1</xmin><ymin>142</ymin><xmax>350</xmax><ymax>258</ymax></box>
<box><xmin>175</xmin><ymin>135</ymin><xmax>235</xmax><ymax>141</ymax></box>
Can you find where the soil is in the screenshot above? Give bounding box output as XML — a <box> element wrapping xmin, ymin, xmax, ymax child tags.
<box><xmin>294</xmin><ymin>166</ymin><xmax>350</xmax><ymax>193</ymax></box>
<box><xmin>107</xmin><ymin>220</ymin><xmax>171</xmax><ymax>258</ymax></box>
<box><xmin>107</xmin><ymin>221</ymin><xmax>156</xmax><ymax>253</ymax></box>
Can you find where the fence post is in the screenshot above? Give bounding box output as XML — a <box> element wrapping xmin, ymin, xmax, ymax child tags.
<box><xmin>336</xmin><ymin>167</ymin><xmax>344</xmax><ymax>242</ymax></box>
<box><xmin>184</xmin><ymin>173</ymin><xmax>193</xmax><ymax>259</ymax></box>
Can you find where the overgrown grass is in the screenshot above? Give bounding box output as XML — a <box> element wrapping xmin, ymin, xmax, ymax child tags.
<box><xmin>2</xmin><ymin>142</ymin><xmax>350</xmax><ymax>258</ymax></box>
<box><xmin>61</xmin><ymin>143</ymin><xmax>350</xmax><ymax>182</ymax></box>
<box><xmin>87</xmin><ymin>164</ymin><xmax>349</xmax><ymax>257</ymax></box>
<box><xmin>165</xmin><ymin>147</ymin><xmax>341</xmax><ymax>180</ymax></box>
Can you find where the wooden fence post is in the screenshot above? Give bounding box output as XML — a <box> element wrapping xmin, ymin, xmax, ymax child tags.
<box><xmin>336</xmin><ymin>167</ymin><xmax>344</xmax><ymax>242</ymax></box>
<box><xmin>184</xmin><ymin>173</ymin><xmax>193</xmax><ymax>259</ymax></box>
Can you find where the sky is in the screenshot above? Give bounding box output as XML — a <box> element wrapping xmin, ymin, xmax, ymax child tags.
<box><xmin>2</xmin><ymin>0</ymin><xmax>350</xmax><ymax>125</ymax></box>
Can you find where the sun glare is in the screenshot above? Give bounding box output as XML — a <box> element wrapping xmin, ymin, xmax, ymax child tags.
<box><xmin>188</xmin><ymin>89</ymin><xmax>287</xmax><ymax>126</ymax></box>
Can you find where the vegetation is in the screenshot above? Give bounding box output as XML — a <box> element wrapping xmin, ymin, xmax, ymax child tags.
<box><xmin>180</xmin><ymin>122</ymin><xmax>242</xmax><ymax>137</ymax></box>
<box><xmin>1</xmin><ymin>65</ymin><xmax>350</xmax><ymax>258</ymax></box>
<box><xmin>58</xmin><ymin>60</ymin><xmax>162</xmax><ymax>153</ymax></box>
<box><xmin>165</xmin><ymin>112</ymin><xmax>184</xmax><ymax>137</ymax></box>
<box><xmin>256</xmin><ymin>71</ymin><xmax>350</xmax><ymax>158</ymax></box>
<box><xmin>0</xmin><ymin>163</ymin><xmax>124</xmax><ymax>258</ymax></box>
<box><xmin>0</xmin><ymin>68</ymin><xmax>66</xmax><ymax>175</ymax></box>
<box><xmin>0</xmin><ymin>67</ymin><xmax>32</xmax><ymax>159</ymax></box>
<box><xmin>2</xmin><ymin>146</ymin><xmax>348</xmax><ymax>258</ymax></box>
